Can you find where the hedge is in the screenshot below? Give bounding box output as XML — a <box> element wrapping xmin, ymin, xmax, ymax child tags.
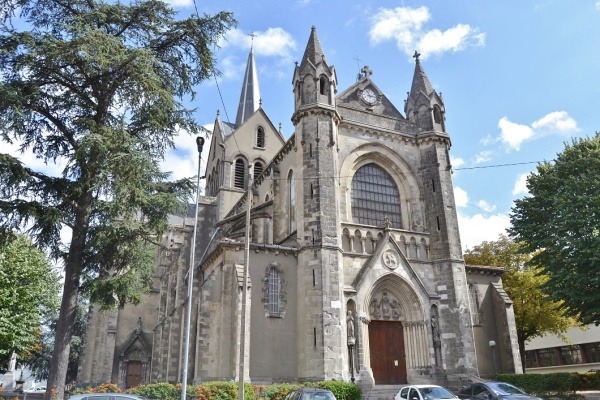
<box><xmin>498</xmin><ymin>371</ymin><xmax>600</xmax><ymax>398</ymax></box>
<box><xmin>74</xmin><ymin>381</ymin><xmax>361</xmax><ymax>400</ymax></box>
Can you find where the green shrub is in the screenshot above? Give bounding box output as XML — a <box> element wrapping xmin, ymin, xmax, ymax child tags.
<box><xmin>256</xmin><ymin>383</ymin><xmax>302</xmax><ymax>400</ymax></box>
<box><xmin>128</xmin><ymin>382</ymin><xmax>180</xmax><ymax>400</ymax></box>
<box><xmin>314</xmin><ymin>381</ymin><xmax>362</xmax><ymax>400</ymax></box>
<box><xmin>498</xmin><ymin>372</ymin><xmax>600</xmax><ymax>398</ymax></box>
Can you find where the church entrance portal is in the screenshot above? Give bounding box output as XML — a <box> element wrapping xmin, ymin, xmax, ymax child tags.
<box><xmin>126</xmin><ymin>361</ymin><xmax>142</xmax><ymax>388</ymax></box>
<box><xmin>369</xmin><ymin>320</ymin><xmax>407</xmax><ymax>384</ymax></box>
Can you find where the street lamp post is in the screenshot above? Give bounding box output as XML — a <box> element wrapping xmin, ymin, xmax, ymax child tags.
<box><xmin>489</xmin><ymin>340</ymin><xmax>498</xmax><ymax>376</ymax></box>
<box><xmin>181</xmin><ymin>136</ymin><xmax>204</xmax><ymax>400</ymax></box>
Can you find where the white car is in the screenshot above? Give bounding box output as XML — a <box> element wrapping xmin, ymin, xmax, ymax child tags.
<box><xmin>396</xmin><ymin>385</ymin><xmax>459</xmax><ymax>400</ymax></box>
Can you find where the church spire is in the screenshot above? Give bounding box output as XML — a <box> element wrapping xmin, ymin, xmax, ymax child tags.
<box><xmin>300</xmin><ymin>25</ymin><xmax>326</xmax><ymax>68</ymax></box>
<box><xmin>405</xmin><ymin>50</ymin><xmax>446</xmax><ymax>133</ymax></box>
<box><xmin>408</xmin><ymin>51</ymin><xmax>434</xmax><ymax>98</ymax></box>
<box><xmin>235</xmin><ymin>42</ymin><xmax>260</xmax><ymax>126</ymax></box>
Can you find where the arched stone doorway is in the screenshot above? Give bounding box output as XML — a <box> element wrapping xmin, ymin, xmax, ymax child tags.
<box><xmin>362</xmin><ymin>275</ymin><xmax>429</xmax><ymax>385</ymax></box>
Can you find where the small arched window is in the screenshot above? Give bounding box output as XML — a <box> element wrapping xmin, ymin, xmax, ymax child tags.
<box><xmin>468</xmin><ymin>283</ymin><xmax>480</xmax><ymax>325</ymax></box>
<box><xmin>256</xmin><ymin>126</ymin><xmax>265</xmax><ymax>148</ymax></box>
<box><xmin>234</xmin><ymin>159</ymin><xmax>245</xmax><ymax>189</ymax></box>
<box><xmin>433</xmin><ymin>106</ymin><xmax>442</xmax><ymax>124</ymax></box>
<box><xmin>254</xmin><ymin>162</ymin><xmax>263</xmax><ymax>179</ymax></box>
<box><xmin>288</xmin><ymin>170</ymin><xmax>296</xmax><ymax>234</ymax></box>
<box><xmin>268</xmin><ymin>267</ymin><xmax>280</xmax><ymax>316</ymax></box>
<box><xmin>319</xmin><ymin>76</ymin><xmax>327</xmax><ymax>96</ymax></box>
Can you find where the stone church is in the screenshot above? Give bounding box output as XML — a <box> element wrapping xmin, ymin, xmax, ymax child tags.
<box><xmin>78</xmin><ymin>27</ymin><xmax>522</xmax><ymax>390</ymax></box>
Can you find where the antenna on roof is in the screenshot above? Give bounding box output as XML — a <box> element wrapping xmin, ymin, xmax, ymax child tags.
<box><xmin>353</xmin><ymin>55</ymin><xmax>363</xmax><ymax>81</ymax></box>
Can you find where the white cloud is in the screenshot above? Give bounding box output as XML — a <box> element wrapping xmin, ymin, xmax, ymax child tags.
<box><xmin>453</xmin><ymin>186</ymin><xmax>468</xmax><ymax>207</ymax></box>
<box><xmin>458</xmin><ymin>211</ymin><xmax>511</xmax><ymax>250</ymax></box>
<box><xmin>450</xmin><ymin>156</ymin><xmax>465</xmax><ymax>169</ymax></box>
<box><xmin>498</xmin><ymin>111</ymin><xmax>579</xmax><ymax>151</ymax></box>
<box><xmin>498</xmin><ymin>117</ymin><xmax>534</xmax><ymax>151</ymax></box>
<box><xmin>476</xmin><ymin>200</ymin><xmax>496</xmax><ymax>213</ymax></box>
<box><xmin>163</xmin><ymin>0</ymin><xmax>193</xmax><ymax>7</ymax></box>
<box><xmin>512</xmin><ymin>173</ymin><xmax>529</xmax><ymax>196</ymax></box>
<box><xmin>4</xmin><ymin>139</ymin><xmax>68</xmax><ymax>178</ymax></box>
<box><xmin>474</xmin><ymin>150</ymin><xmax>493</xmax><ymax>164</ymax></box>
<box><xmin>480</xmin><ymin>134</ymin><xmax>495</xmax><ymax>146</ymax></box>
<box><xmin>531</xmin><ymin>111</ymin><xmax>579</xmax><ymax>134</ymax></box>
<box><xmin>221</xmin><ymin>28</ymin><xmax>296</xmax><ymax>60</ymax></box>
<box><xmin>596</xmin><ymin>1</ymin><xmax>600</xmax><ymax>10</ymax></box>
<box><xmin>369</xmin><ymin>6</ymin><xmax>485</xmax><ymax>60</ymax></box>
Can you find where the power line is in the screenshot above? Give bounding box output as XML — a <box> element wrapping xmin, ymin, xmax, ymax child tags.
<box><xmin>454</xmin><ymin>160</ymin><xmax>552</xmax><ymax>171</ymax></box>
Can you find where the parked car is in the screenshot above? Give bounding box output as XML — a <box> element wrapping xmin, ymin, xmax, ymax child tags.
<box><xmin>458</xmin><ymin>382</ymin><xmax>542</xmax><ymax>400</ymax></box>
<box><xmin>395</xmin><ymin>385</ymin><xmax>459</xmax><ymax>400</ymax></box>
<box><xmin>68</xmin><ymin>394</ymin><xmax>148</xmax><ymax>400</ymax></box>
<box><xmin>284</xmin><ymin>388</ymin><xmax>337</xmax><ymax>400</ymax></box>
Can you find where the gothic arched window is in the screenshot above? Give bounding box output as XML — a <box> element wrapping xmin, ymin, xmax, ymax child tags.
<box><xmin>288</xmin><ymin>170</ymin><xmax>296</xmax><ymax>234</ymax></box>
<box><xmin>468</xmin><ymin>283</ymin><xmax>481</xmax><ymax>325</ymax></box>
<box><xmin>268</xmin><ymin>267</ymin><xmax>280</xmax><ymax>317</ymax></box>
<box><xmin>351</xmin><ymin>163</ymin><xmax>401</xmax><ymax>228</ymax></box>
<box><xmin>256</xmin><ymin>126</ymin><xmax>265</xmax><ymax>148</ymax></box>
<box><xmin>254</xmin><ymin>161</ymin><xmax>263</xmax><ymax>179</ymax></box>
<box><xmin>319</xmin><ymin>76</ymin><xmax>327</xmax><ymax>96</ymax></box>
<box><xmin>234</xmin><ymin>158</ymin><xmax>245</xmax><ymax>189</ymax></box>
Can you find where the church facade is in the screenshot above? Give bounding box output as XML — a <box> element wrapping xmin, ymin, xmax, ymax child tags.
<box><xmin>78</xmin><ymin>27</ymin><xmax>522</xmax><ymax>390</ymax></box>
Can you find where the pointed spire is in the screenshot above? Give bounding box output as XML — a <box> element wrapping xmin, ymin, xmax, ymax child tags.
<box><xmin>235</xmin><ymin>42</ymin><xmax>260</xmax><ymax>126</ymax></box>
<box><xmin>300</xmin><ymin>26</ymin><xmax>326</xmax><ymax>67</ymax></box>
<box><xmin>409</xmin><ymin>50</ymin><xmax>434</xmax><ymax>97</ymax></box>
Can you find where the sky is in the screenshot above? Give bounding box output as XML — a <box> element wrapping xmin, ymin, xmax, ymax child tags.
<box><xmin>4</xmin><ymin>0</ymin><xmax>600</xmax><ymax>250</ymax></box>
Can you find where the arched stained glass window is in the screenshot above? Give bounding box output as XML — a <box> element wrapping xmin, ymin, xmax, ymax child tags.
<box><xmin>351</xmin><ymin>163</ymin><xmax>401</xmax><ymax>228</ymax></box>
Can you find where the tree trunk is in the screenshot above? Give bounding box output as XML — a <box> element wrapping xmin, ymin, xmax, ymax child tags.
<box><xmin>518</xmin><ymin>335</ymin><xmax>527</xmax><ymax>373</ymax></box>
<box><xmin>44</xmin><ymin>216</ymin><xmax>87</xmax><ymax>400</ymax></box>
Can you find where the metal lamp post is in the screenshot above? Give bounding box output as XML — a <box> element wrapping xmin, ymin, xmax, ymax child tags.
<box><xmin>348</xmin><ymin>336</ymin><xmax>356</xmax><ymax>384</ymax></box>
<box><xmin>489</xmin><ymin>340</ymin><xmax>498</xmax><ymax>376</ymax></box>
<box><xmin>181</xmin><ymin>136</ymin><xmax>204</xmax><ymax>400</ymax></box>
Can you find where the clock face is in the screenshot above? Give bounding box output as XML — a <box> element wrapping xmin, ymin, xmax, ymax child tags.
<box><xmin>361</xmin><ymin>88</ymin><xmax>377</xmax><ymax>104</ymax></box>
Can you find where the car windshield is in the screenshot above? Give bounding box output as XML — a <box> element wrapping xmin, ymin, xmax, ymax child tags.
<box><xmin>419</xmin><ymin>387</ymin><xmax>456</xmax><ymax>399</ymax></box>
<box><xmin>303</xmin><ymin>392</ymin><xmax>336</xmax><ymax>400</ymax></box>
<box><xmin>487</xmin><ymin>383</ymin><xmax>526</xmax><ymax>396</ymax></box>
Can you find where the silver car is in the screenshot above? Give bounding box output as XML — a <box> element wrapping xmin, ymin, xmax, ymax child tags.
<box><xmin>396</xmin><ymin>385</ymin><xmax>459</xmax><ymax>400</ymax></box>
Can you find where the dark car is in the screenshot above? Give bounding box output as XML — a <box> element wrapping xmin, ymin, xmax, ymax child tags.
<box><xmin>458</xmin><ymin>382</ymin><xmax>542</xmax><ymax>400</ymax></box>
<box><xmin>284</xmin><ymin>388</ymin><xmax>337</xmax><ymax>400</ymax></box>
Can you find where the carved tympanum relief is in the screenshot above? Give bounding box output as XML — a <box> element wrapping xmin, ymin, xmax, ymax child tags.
<box><xmin>369</xmin><ymin>291</ymin><xmax>402</xmax><ymax>320</ymax></box>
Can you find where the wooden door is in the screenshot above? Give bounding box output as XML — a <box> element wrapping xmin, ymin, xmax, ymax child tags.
<box><xmin>369</xmin><ymin>320</ymin><xmax>407</xmax><ymax>384</ymax></box>
<box><xmin>126</xmin><ymin>361</ymin><xmax>142</xmax><ymax>388</ymax></box>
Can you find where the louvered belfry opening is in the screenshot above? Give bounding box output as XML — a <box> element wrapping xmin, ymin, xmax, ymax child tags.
<box><xmin>234</xmin><ymin>159</ymin><xmax>245</xmax><ymax>189</ymax></box>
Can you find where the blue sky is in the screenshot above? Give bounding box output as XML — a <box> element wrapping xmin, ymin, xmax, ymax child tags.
<box><xmin>169</xmin><ymin>0</ymin><xmax>599</xmax><ymax>250</ymax></box>
<box><xmin>4</xmin><ymin>0</ymin><xmax>600</xmax><ymax>250</ymax></box>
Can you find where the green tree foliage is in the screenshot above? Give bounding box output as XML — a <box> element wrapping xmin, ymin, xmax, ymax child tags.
<box><xmin>0</xmin><ymin>1</ymin><xmax>235</xmax><ymax>397</ymax></box>
<box><xmin>510</xmin><ymin>133</ymin><xmax>600</xmax><ymax>326</ymax></box>
<box><xmin>464</xmin><ymin>235</ymin><xmax>581</xmax><ymax>368</ymax></box>
<box><xmin>0</xmin><ymin>232</ymin><xmax>60</xmax><ymax>367</ymax></box>
<box><xmin>26</xmin><ymin>299</ymin><xmax>88</xmax><ymax>385</ymax></box>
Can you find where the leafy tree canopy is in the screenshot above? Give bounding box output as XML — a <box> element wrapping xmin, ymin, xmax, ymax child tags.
<box><xmin>0</xmin><ymin>232</ymin><xmax>61</xmax><ymax>365</ymax></box>
<box><xmin>510</xmin><ymin>133</ymin><xmax>600</xmax><ymax>326</ymax></box>
<box><xmin>0</xmin><ymin>0</ymin><xmax>235</xmax><ymax>397</ymax></box>
<box><xmin>464</xmin><ymin>235</ymin><xmax>582</xmax><ymax>368</ymax></box>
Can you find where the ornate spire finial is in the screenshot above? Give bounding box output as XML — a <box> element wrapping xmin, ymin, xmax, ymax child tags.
<box><xmin>249</xmin><ymin>32</ymin><xmax>256</xmax><ymax>51</ymax></box>
<box><xmin>413</xmin><ymin>50</ymin><xmax>421</xmax><ymax>62</ymax></box>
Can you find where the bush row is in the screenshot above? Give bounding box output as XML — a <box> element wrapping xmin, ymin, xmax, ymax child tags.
<box><xmin>73</xmin><ymin>381</ymin><xmax>362</xmax><ymax>400</ymax></box>
<box><xmin>498</xmin><ymin>371</ymin><xmax>600</xmax><ymax>397</ymax></box>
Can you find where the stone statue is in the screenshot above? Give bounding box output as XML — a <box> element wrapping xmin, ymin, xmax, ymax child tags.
<box><xmin>369</xmin><ymin>298</ymin><xmax>380</xmax><ymax>318</ymax></box>
<box><xmin>8</xmin><ymin>351</ymin><xmax>17</xmax><ymax>372</ymax></box>
<box><xmin>346</xmin><ymin>311</ymin><xmax>355</xmax><ymax>339</ymax></box>
<box><xmin>381</xmin><ymin>292</ymin><xmax>391</xmax><ymax>318</ymax></box>
<box><xmin>135</xmin><ymin>317</ymin><xmax>142</xmax><ymax>335</ymax></box>
<box><xmin>431</xmin><ymin>315</ymin><xmax>441</xmax><ymax>347</ymax></box>
<box><xmin>390</xmin><ymin>299</ymin><xmax>401</xmax><ymax>319</ymax></box>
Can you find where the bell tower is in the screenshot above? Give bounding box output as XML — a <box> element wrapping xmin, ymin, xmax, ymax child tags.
<box><xmin>291</xmin><ymin>26</ymin><xmax>346</xmax><ymax>381</ymax></box>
